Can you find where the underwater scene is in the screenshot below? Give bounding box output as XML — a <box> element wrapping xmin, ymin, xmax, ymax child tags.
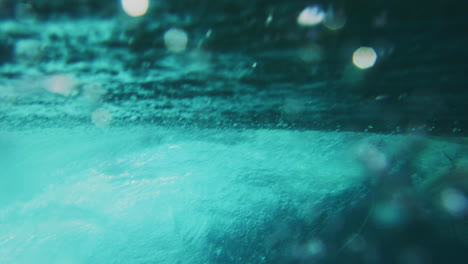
<box><xmin>0</xmin><ymin>1</ymin><xmax>467</xmax><ymax>263</ymax></box>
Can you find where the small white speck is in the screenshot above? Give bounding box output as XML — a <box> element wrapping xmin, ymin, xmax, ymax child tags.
<box><xmin>205</xmin><ymin>29</ymin><xmax>212</xmax><ymax>39</ymax></box>
<box><xmin>265</xmin><ymin>14</ymin><xmax>273</xmax><ymax>26</ymax></box>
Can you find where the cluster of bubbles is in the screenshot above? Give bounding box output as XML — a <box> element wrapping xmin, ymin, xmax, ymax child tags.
<box><xmin>12</xmin><ymin>1</ymin><xmax>192</xmax><ymax>128</ymax></box>
<box><xmin>28</xmin><ymin>74</ymin><xmax>112</xmax><ymax>127</ymax></box>
<box><xmin>119</xmin><ymin>2</ymin><xmax>378</xmax><ymax>69</ymax></box>
<box><xmin>120</xmin><ymin>0</ymin><xmax>189</xmax><ymax>53</ymax></box>
<box><xmin>297</xmin><ymin>5</ymin><xmax>378</xmax><ymax>70</ymax></box>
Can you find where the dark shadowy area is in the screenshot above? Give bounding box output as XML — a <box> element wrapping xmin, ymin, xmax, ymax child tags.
<box><xmin>319</xmin><ymin>139</ymin><xmax>468</xmax><ymax>264</ymax></box>
<box><xmin>1</xmin><ymin>0</ymin><xmax>467</xmax><ymax>135</ymax></box>
<box><xmin>202</xmin><ymin>137</ymin><xmax>468</xmax><ymax>264</ymax></box>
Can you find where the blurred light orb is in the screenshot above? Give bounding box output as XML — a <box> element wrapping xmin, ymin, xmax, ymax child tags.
<box><xmin>373</xmin><ymin>201</ymin><xmax>404</xmax><ymax>228</ymax></box>
<box><xmin>298</xmin><ymin>43</ymin><xmax>323</xmax><ymax>63</ymax></box>
<box><xmin>43</xmin><ymin>74</ymin><xmax>78</xmax><ymax>96</ymax></box>
<box><xmin>297</xmin><ymin>5</ymin><xmax>325</xmax><ymax>26</ymax></box>
<box><xmin>15</xmin><ymin>39</ymin><xmax>43</xmax><ymax>61</ymax></box>
<box><xmin>324</xmin><ymin>9</ymin><xmax>346</xmax><ymax>30</ymax></box>
<box><xmin>352</xmin><ymin>47</ymin><xmax>377</xmax><ymax>69</ymax></box>
<box><xmin>441</xmin><ymin>188</ymin><xmax>467</xmax><ymax>217</ymax></box>
<box><xmin>92</xmin><ymin>108</ymin><xmax>112</xmax><ymax>127</ymax></box>
<box><xmin>121</xmin><ymin>0</ymin><xmax>149</xmax><ymax>17</ymax></box>
<box><xmin>355</xmin><ymin>142</ymin><xmax>388</xmax><ymax>172</ymax></box>
<box><xmin>82</xmin><ymin>82</ymin><xmax>105</xmax><ymax>106</ymax></box>
<box><xmin>164</xmin><ymin>28</ymin><xmax>189</xmax><ymax>53</ymax></box>
<box><xmin>306</xmin><ymin>239</ymin><xmax>325</xmax><ymax>257</ymax></box>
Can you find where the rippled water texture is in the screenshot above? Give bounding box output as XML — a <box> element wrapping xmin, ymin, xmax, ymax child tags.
<box><xmin>0</xmin><ymin>127</ymin><xmax>363</xmax><ymax>263</ymax></box>
<box><xmin>1</xmin><ymin>127</ymin><xmax>465</xmax><ymax>263</ymax></box>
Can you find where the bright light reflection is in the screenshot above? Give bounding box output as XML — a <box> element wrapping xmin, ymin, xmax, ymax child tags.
<box><xmin>121</xmin><ymin>0</ymin><xmax>149</xmax><ymax>17</ymax></box>
<box><xmin>352</xmin><ymin>47</ymin><xmax>377</xmax><ymax>69</ymax></box>
<box><xmin>297</xmin><ymin>6</ymin><xmax>325</xmax><ymax>26</ymax></box>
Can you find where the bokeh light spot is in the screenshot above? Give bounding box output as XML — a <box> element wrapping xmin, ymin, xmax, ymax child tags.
<box><xmin>82</xmin><ymin>82</ymin><xmax>106</xmax><ymax>107</ymax></box>
<box><xmin>121</xmin><ymin>0</ymin><xmax>149</xmax><ymax>17</ymax></box>
<box><xmin>164</xmin><ymin>28</ymin><xmax>189</xmax><ymax>53</ymax></box>
<box><xmin>352</xmin><ymin>47</ymin><xmax>377</xmax><ymax>69</ymax></box>
<box><xmin>373</xmin><ymin>201</ymin><xmax>405</xmax><ymax>228</ymax></box>
<box><xmin>92</xmin><ymin>108</ymin><xmax>112</xmax><ymax>127</ymax></box>
<box><xmin>306</xmin><ymin>239</ymin><xmax>326</xmax><ymax>257</ymax></box>
<box><xmin>324</xmin><ymin>8</ymin><xmax>346</xmax><ymax>30</ymax></box>
<box><xmin>297</xmin><ymin>6</ymin><xmax>325</xmax><ymax>26</ymax></box>
<box><xmin>43</xmin><ymin>74</ymin><xmax>78</xmax><ymax>96</ymax></box>
<box><xmin>355</xmin><ymin>142</ymin><xmax>388</xmax><ymax>173</ymax></box>
<box><xmin>298</xmin><ymin>44</ymin><xmax>323</xmax><ymax>63</ymax></box>
<box><xmin>441</xmin><ymin>188</ymin><xmax>467</xmax><ymax>217</ymax></box>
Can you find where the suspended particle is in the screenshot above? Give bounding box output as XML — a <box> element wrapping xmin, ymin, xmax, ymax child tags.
<box><xmin>297</xmin><ymin>6</ymin><xmax>325</xmax><ymax>26</ymax></box>
<box><xmin>121</xmin><ymin>0</ymin><xmax>149</xmax><ymax>17</ymax></box>
<box><xmin>205</xmin><ymin>29</ymin><xmax>212</xmax><ymax>39</ymax></box>
<box><xmin>352</xmin><ymin>47</ymin><xmax>377</xmax><ymax>69</ymax></box>
<box><xmin>375</xmin><ymin>94</ymin><xmax>390</xmax><ymax>101</ymax></box>
<box><xmin>265</xmin><ymin>14</ymin><xmax>273</xmax><ymax>26</ymax></box>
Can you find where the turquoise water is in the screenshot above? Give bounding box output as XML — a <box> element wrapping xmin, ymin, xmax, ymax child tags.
<box><xmin>1</xmin><ymin>126</ymin><xmax>465</xmax><ymax>263</ymax></box>
<box><xmin>1</xmin><ymin>1</ymin><xmax>467</xmax><ymax>263</ymax></box>
<box><xmin>0</xmin><ymin>127</ymin><xmax>365</xmax><ymax>263</ymax></box>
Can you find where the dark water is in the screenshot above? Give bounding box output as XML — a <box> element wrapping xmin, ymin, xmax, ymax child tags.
<box><xmin>1</xmin><ymin>0</ymin><xmax>467</xmax><ymax>134</ymax></box>
<box><xmin>0</xmin><ymin>1</ymin><xmax>467</xmax><ymax>263</ymax></box>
